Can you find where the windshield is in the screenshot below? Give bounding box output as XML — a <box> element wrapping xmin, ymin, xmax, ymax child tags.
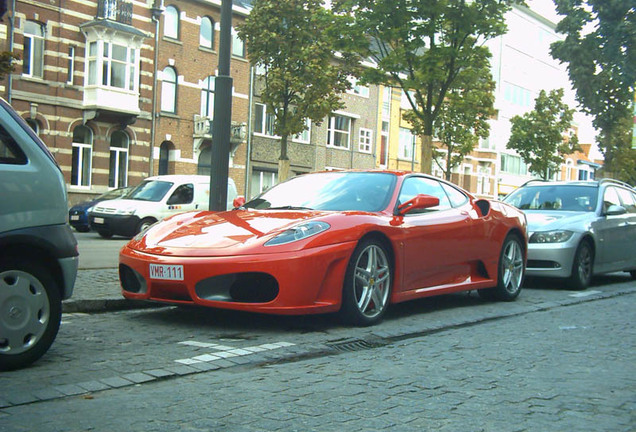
<box><xmin>503</xmin><ymin>185</ymin><xmax>598</xmax><ymax>212</ymax></box>
<box><xmin>98</xmin><ymin>187</ymin><xmax>131</xmax><ymax>201</ymax></box>
<box><xmin>126</xmin><ymin>180</ymin><xmax>174</xmax><ymax>202</ymax></box>
<box><xmin>244</xmin><ymin>172</ymin><xmax>397</xmax><ymax>212</ymax></box>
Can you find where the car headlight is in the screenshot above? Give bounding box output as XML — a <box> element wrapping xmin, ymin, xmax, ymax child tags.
<box><xmin>265</xmin><ymin>221</ymin><xmax>330</xmax><ymax>246</ymax></box>
<box><xmin>116</xmin><ymin>208</ymin><xmax>136</xmax><ymax>216</ymax></box>
<box><xmin>529</xmin><ymin>230</ymin><xmax>574</xmax><ymax>243</ymax></box>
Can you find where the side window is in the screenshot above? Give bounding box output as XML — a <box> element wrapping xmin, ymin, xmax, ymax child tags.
<box><xmin>0</xmin><ymin>124</ymin><xmax>27</xmax><ymax>165</ymax></box>
<box><xmin>398</xmin><ymin>177</ymin><xmax>451</xmax><ymax>213</ymax></box>
<box><xmin>603</xmin><ymin>187</ymin><xmax>621</xmax><ymax>213</ymax></box>
<box><xmin>441</xmin><ymin>183</ymin><xmax>468</xmax><ymax>207</ymax></box>
<box><xmin>168</xmin><ymin>184</ymin><xmax>194</xmax><ymax>205</ymax></box>
<box><xmin>616</xmin><ymin>188</ymin><xmax>636</xmax><ymax>214</ymax></box>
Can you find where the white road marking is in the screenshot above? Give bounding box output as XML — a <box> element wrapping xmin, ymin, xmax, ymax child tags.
<box><xmin>175</xmin><ymin>340</ymin><xmax>296</xmax><ymax>365</ymax></box>
<box><xmin>569</xmin><ymin>290</ymin><xmax>602</xmax><ymax>298</ymax></box>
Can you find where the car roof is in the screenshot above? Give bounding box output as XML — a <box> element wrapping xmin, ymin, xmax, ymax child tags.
<box><xmin>520</xmin><ymin>179</ymin><xmax>634</xmax><ymax>191</ymax></box>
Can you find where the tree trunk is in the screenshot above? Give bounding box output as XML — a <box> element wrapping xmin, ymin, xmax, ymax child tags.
<box><xmin>278</xmin><ymin>134</ymin><xmax>291</xmax><ymax>181</ymax></box>
<box><xmin>420</xmin><ymin>134</ymin><xmax>433</xmax><ymax>174</ymax></box>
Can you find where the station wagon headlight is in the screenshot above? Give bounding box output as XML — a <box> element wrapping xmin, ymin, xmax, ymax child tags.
<box><xmin>265</xmin><ymin>221</ymin><xmax>330</xmax><ymax>246</ymax></box>
<box><xmin>530</xmin><ymin>230</ymin><xmax>574</xmax><ymax>243</ymax></box>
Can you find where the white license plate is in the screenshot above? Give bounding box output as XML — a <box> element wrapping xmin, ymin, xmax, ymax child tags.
<box><xmin>93</xmin><ymin>217</ymin><xmax>104</xmax><ymax>224</ymax></box>
<box><xmin>70</xmin><ymin>215</ymin><xmax>80</xmax><ymax>221</ymax></box>
<box><xmin>149</xmin><ymin>264</ymin><xmax>184</xmax><ymax>281</ymax></box>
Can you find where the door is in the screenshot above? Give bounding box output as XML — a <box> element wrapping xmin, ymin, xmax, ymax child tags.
<box><xmin>593</xmin><ymin>186</ymin><xmax>629</xmax><ymax>270</ymax></box>
<box><xmin>397</xmin><ymin>176</ymin><xmax>472</xmax><ymax>292</ymax></box>
<box><xmin>162</xmin><ymin>183</ymin><xmax>199</xmax><ymax>219</ymax></box>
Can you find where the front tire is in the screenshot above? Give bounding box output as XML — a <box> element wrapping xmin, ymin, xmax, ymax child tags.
<box><xmin>568</xmin><ymin>241</ymin><xmax>593</xmax><ymax>290</ymax></box>
<box><xmin>0</xmin><ymin>262</ymin><xmax>61</xmax><ymax>371</ymax></box>
<box><xmin>98</xmin><ymin>230</ymin><xmax>113</xmax><ymax>239</ymax></box>
<box><xmin>339</xmin><ymin>239</ymin><xmax>392</xmax><ymax>326</ymax></box>
<box><xmin>479</xmin><ymin>234</ymin><xmax>524</xmax><ymax>301</ymax></box>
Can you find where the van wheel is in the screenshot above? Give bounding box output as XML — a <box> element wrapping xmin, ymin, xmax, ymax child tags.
<box><xmin>0</xmin><ymin>262</ymin><xmax>61</xmax><ymax>371</ymax></box>
<box><xmin>98</xmin><ymin>230</ymin><xmax>113</xmax><ymax>239</ymax></box>
<box><xmin>136</xmin><ymin>218</ymin><xmax>157</xmax><ymax>235</ymax></box>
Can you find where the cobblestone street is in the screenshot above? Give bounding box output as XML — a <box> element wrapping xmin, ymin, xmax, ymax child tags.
<box><xmin>1</xmin><ymin>287</ymin><xmax>634</xmax><ymax>431</ymax></box>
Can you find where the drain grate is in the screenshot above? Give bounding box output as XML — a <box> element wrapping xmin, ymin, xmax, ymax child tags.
<box><xmin>327</xmin><ymin>339</ymin><xmax>386</xmax><ymax>352</ymax></box>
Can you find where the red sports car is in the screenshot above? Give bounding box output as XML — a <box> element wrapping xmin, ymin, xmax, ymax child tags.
<box><xmin>119</xmin><ymin>171</ymin><xmax>527</xmax><ymax>326</ymax></box>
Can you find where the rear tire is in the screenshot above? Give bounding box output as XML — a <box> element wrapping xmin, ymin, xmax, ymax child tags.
<box><xmin>339</xmin><ymin>239</ymin><xmax>392</xmax><ymax>326</ymax></box>
<box><xmin>0</xmin><ymin>262</ymin><xmax>61</xmax><ymax>371</ymax></box>
<box><xmin>98</xmin><ymin>230</ymin><xmax>113</xmax><ymax>239</ymax></box>
<box><xmin>567</xmin><ymin>241</ymin><xmax>593</xmax><ymax>290</ymax></box>
<box><xmin>478</xmin><ymin>234</ymin><xmax>524</xmax><ymax>301</ymax></box>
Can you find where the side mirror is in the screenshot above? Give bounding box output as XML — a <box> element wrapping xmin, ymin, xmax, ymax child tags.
<box><xmin>605</xmin><ymin>204</ymin><xmax>626</xmax><ymax>216</ymax></box>
<box><xmin>398</xmin><ymin>194</ymin><xmax>440</xmax><ymax>215</ymax></box>
<box><xmin>233</xmin><ymin>196</ymin><xmax>246</xmax><ymax>209</ymax></box>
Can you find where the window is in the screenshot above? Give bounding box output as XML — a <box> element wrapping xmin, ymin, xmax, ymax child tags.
<box><xmin>359</xmin><ymin>128</ymin><xmax>372</xmax><ymax>153</ymax></box>
<box><xmin>379</xmin><ymin>120</ymin><xmax>389</xmax><ymax>167</ymax></box>
<box><xmin>477</xmin><ymin>164</ymin><xmax>491</xmax><ymax>196</ymax></box>
<box><xmin>200</xmin><ymin>17</ymin><xmax>214</xmax><ymax>49</ymax></box>
<box><xmin>161</xmin><ymin>66</ymin><xmax>177</xmax><ymax>113</ymax></box>
<box><xmin>254</xmin><ymin>103</ymin><xmax>276</xmax><ymax>136</ymax></box>
<box><xmin>401</xmin><ymin>90</ymin><xmax>416</xmax><ymax>110</ymax></box>
<box><xmin>231</xmin><ymin>28</ymin><xmax>245</xmax><ymax>57</ymax></box>
<box><xmin>398</xmin><ymin>176</ymin><xmax>451</xmax><ymax>213</ymax></box>
<box><xmin>398</xmin><ymin>127</ymin><xmax>415</xmax><ymax>160</ymax></box>
<box><xmin>109</xmin><ymin>131</ymin><xmax>128</xmax><ymax>188</ymax></box>
<box><xmin>617</xmin><ymin>188</ymin><xmax>636</xmax><ymax>214</ymax></box>
<box><xmin>26</xmin><ymin>119</ymin><xmax>39</xmax><ymax>135</ymax></box>
<box><xmin>327</xmin><ymin>115</ymin><xmax>351</xmax><ymax>149</ymax></box>
<box><xmin>71</xmin><ymin>126</ymin><xmax>93</xmax><ymax>187</ymax></box>
<box><xmin>167</xmin><ymin>184</ymin><xmax>194</xmax><ymax>205</ymax></box>
<box><xmin>0</xmin><ymin>125</ymin><xmax>27</xmax><ymax>165</ymax></box>
<box><xmin>293</xmin><ymin>118</ymin><xmax>311</xmax><ymax>143</ymax></box>
<box><xmin>67</xmin><ymin>46</ymin><xmax>75</xmax><ymax>84</ymax></box>
<box><xmin>200</xmin><ymin>76</ymin><xmax>215</xmax><ymax>118</ymax></box>
<box><xmin>382</xmin><ymin>87</ymin><xmax>391</xmax><ymax>118</ymax></box>
<box><xmin>23</xmin><ymin>21</ymin><xmax>44</xmax><ymax>78</ymax></box>
<box><xmin>347</xmin><ymin>77</ymin><xmax>369</xmax><ymax>97</ymax></box>
<box><xmin>164</xmin><ymin>5</ymin><xmax>180</xmax><ymax>39</ymax></box>
<box><xmin>86</xmin><ymin>41</ymin><xmax>138</xmax><ymax>92</ymax></box>
<box><xmin>500</xmin><ymin>154</ymin><xmax>528</xmax><ymax>176</ymax></box>
<box><xmin>251</xmin><ymin>169</ymin><xmax>278</xmax><ymax>195</ymax></box>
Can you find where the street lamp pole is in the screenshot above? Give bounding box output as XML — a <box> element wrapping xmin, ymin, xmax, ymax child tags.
<box><xmin>209</xmin><ymin>0</ymin><xmax>233</xmax><ymax>211</ymax></box>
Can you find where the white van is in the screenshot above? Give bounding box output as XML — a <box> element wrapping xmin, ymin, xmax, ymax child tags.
<box><xmin>88</xmin><ymin>175</ymin><xmax>238</xmax><ymax>238</ymax></box>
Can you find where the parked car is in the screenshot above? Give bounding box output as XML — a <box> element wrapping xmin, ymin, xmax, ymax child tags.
<box><xmin>119</xmin><ymin>170</ymin><xmax>527</xmax><ymax>326</ymax></box>
<box><xmin>503</xmin><ymin>179</ymin><xmax>636</xmax><ymax>289</ymax></box>
<box><xmin>89</xmin><ymin>175</ymin><xmax>238</xmax><ymax>238</ymax></box>
<box><xmin>68</xmin><ymin>186</ymin><xmax>131</xmax><ymax>232</ymax></box>
<box><xmin>0</xmin><ymin>97</ymin><xmax>78</xmax><ymax>370</ymax></box>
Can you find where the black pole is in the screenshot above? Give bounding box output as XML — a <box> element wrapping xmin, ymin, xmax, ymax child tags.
<box><xmin>209</xmin><ymin>0</ymin><xmax>233</xmax><ymax>211</ymax></box>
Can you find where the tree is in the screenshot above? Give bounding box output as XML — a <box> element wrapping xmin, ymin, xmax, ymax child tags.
<box><xmin>431</xmin><ymin>58</ymin><xmax>496</xmax><ymax>181</ymax></box>
<box><xmin>239</xmin><ymin>0</ymin><xmax>362</xmax><ymax>181</ymax></box>
<box><xmin>334</xmin><ymin>0</ymin><xmax>520</xmax><ymax>174</ymax></box>
<box><xmin>507</xmin><ymin>89</ymin><xmax>580</xmax><ymax>180</ymax></box>
<box><xmin>550</xmin><ymin>0</ymin><xmax>636</xmax><ymax>181</ymax></box>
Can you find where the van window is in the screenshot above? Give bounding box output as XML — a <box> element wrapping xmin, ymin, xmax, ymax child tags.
<box><xmin>167</xmin><ymin>184</ymin><xmax>194</xmax><ymax>205</ymax></box>
<box><xmin>0</xmin><ymin>124</ymin><xmax>27</xmax><ymax>165</ymax></box>
<box><xmin>128</xmin><ymin>180</ymin><xmax>174</xmax><ymax>202</ymax></box>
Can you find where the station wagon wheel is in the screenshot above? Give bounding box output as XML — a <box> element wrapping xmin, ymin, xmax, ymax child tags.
<box><xmin>0</xmin><ymin>262</ymin><xmax>61</xmax><ymax>371</ymax></box>
<box><xmin>479</xmin><ymin>234</ymin><xmax>524</xmax><ymax>301</ymax></box>
<box><xmin>568</xmin><ymin>241</ymin><xmax>593</xmax><ymax>290</ymax></box>
<box><xmin>340</xmin><ymin>239</ymin><xmax>392</xmax><ymax>326</ymax></box>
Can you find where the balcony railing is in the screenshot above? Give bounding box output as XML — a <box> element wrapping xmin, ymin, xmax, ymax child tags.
<box><xmin>97</xmin><ymin>0</ymin><xmax>133</xmax><ymax>25</ymax></box>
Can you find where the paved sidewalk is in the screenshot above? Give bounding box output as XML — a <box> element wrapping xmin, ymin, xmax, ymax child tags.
<box><xmin>62</xmin><ymin>269</ymin><xmax>156</xmax><ymax>313</ymax></box>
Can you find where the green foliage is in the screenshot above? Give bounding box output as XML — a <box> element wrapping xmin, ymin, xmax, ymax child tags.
<box><xmin>550</xmin><ymin>0</ymin><xmax>636</xmax><ymax>178</ymax></box>
<box><xmin>430</xmin><ymin>55</ymin><xmax>496</xmax><ymax>180</ymax></box>
<box><xmin>334</xmin><ymin>0</ymin><xmax>521</xmax><ymax>173</ymax></box>
<box><xmin>238</xmin><ymin>0</ymin><xmax>363</xmax><ymax>174</ymax></box>
<box><xmin>0</xmin><ymin>51</ymin><xmax>18</xmax><ymax>80</ymax></box>
<box><xmin>507</xmin><ymin>89</ymin><xmax>580</xmax><ymax>180</ymax></box>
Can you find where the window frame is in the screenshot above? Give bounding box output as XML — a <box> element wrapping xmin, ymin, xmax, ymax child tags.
<box><xmin>200</xmin><ymin>16</ymin><xmax>214</xmax><ymax>49</ymax></box>
<box><xmin>160</xmin><ymin>66</ymin><xmax>178</xmax><ymax>113</ymax></box>
<box><xmin>200</xmin><ymin>76</ymin><xmax>215</xmax><ymax>118</ymax></box>
<box><xmin>71</xmin><ymin>126</ymin><xmax>93</xmax><ymax>188</ymax></box>
<box><xmin>109</xmin><ymin>130</ymin><xmax>129</xmax><ymax>189</ymax></box>
<box><xmin>23</xmin><ymin>20</ymin><xmax>45</xmax><ymax>78</ymax></box>
<box><xmin>358</xmin><ymin>128</ymin><xmax>373</xmax><ymax>153</ymax></box>
<box><xmin>398</xmin><ymin>127</ymin><xmax>415</xmax><ymax>160</ymax></box>
<box><xmin>327</xmin><ymin>114</ymin><xmax>352</xmax><ymax>150</ymax></box>
<box><xmin>231</xmin><ymin>27</ymin><xmax>245</xmax><ymax>57</ymax></box>
<box><xmin>164</xmin><ymin>5</ymin><xmax>180</xmax><ymax>40</ymax></box>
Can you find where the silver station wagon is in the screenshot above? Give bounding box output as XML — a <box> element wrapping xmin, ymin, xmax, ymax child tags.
<box><xmin>503</xmin><ymin>179</ymin><xmax>636</xmax><ymax>289</ymax></box>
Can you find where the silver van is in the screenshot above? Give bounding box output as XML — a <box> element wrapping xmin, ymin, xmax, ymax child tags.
<box><xmin>0</xmin><ymin>98</ymin><xmax>78</xmax><ymax>370</ymax></box>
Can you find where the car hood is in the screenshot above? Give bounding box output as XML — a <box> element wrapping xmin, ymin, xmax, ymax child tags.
<box><xmin>126</xmin><ymin>209</ymin><xmax>345</xmax><ymax>256</ymax></box>
<box><xmin>525</xmin><ymin>210</ymin><xmax>593</xmax><ymax>232</ymax></box>
<box><xmin>70</xmin><ymin>199</ymin><xmax>100</xmax><ymax>212</ymax></box>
